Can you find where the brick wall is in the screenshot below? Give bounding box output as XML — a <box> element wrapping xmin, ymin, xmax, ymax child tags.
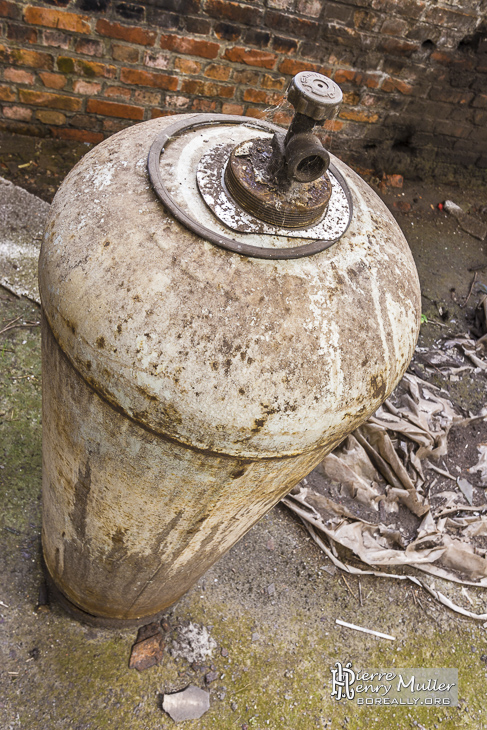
<box><xmin>0</xmin><ymin>0</ymin><xmax>486</xmax><ymax>182</ymax></box>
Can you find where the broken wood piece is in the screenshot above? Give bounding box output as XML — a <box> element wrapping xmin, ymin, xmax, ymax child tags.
<box><xmin>335</xmin><ymin>619</ymin><xmax>395</xmax><ymax>641</ymax></box>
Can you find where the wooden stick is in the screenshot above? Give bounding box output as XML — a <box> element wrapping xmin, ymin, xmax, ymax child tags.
<box><xmin>335</xmin><ymin>619</ymin><xmax>395</xmax><ymax>641</ymax></box>
<box><xmin>341</xmin><ymin>574</ymin><xmax>358</xmax><ymax>601</ymax></box>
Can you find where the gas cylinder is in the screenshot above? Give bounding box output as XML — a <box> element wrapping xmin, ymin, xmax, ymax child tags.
<box><xmin>39</xmin><ymin>72</ymin><xmax>420</xmax><ymax>624</ymax></box>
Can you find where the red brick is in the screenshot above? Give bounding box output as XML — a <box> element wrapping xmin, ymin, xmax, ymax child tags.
<box><xmin>206</xmin><ymin>0</ymin><xmax>264</xmax><ymax>26</ymax></box>
<box><xmin>278</xmin><ymin>58</ymin><xmax>320</xmax><ymax>75</ymax></box>
<box><xmin>120</xmin><ymin>67</ymin><xmax>178</xmax><ymax>91</ymax></box>
<box><xmin>102</xmin><ymin>118</ymin><xmax>132</xmax><ymax>132</ymax></box>
<box><xmin>334</xmin><ymin>68</ymin><xmax>363</xmax><ymax>85</ymax></box>
<box><xmin>204</xmin><ymin>63</ymin><xmax>231</xmax><ymax>81</ymax></box>
<box><xmin>245</xmin><ymin>107</ymin><xmax>266</xmax><ymax>119</ymax></box>
<box><xmin>24</xmin><ymin>6</ymin><xmax>91</xmax><ymax>34</ymax></box>
<box><xmin>3</xmin><ymin>68</ymin><xmax>34</xmax><ymax>84</ymax></box>
<box><xmin>10</xmin><ymin>48</ymin><xmax>53</xmax><ymax>69</ymax></box>
<box><xmin>0</xmin><ymin>0</ymin><xmax>19</xmax><ymax>19</ymax></box>
<box><xmin>174</xmin><ymin>57</ymin><xmax>202</xmax><ymax>75</ymax></box>
<box><xmin>243</xmin><ymin>88</ymin><xmax>281</xmax><ymax>104</ymax></box>
<box><xmin>473</xmin><ymin>109</ymin><xmax>487</xmax><ymax>126</ymax></box>
<box><xmin>272</xmin><ymin>109</ymin><xmax>292</xmax><ymax>125</ymax></box>
<box><xmin>214</xmin><ymin>22</ymin><xmax>241</xmax><ymax>42</ymax></box>
<box><xmin>39</xmin><ymin>72</ymin><xmax>67</xmax><ymax>90</ymax></box>
<box><xmin>353</xmin><ymin>8</ymin><xmax>379</xmax><ymax>31</ymax></box>
<box><xmin>151</xmin><ymin>108</ymin><xmax>173</xmax><ymax>118</ymax></box>
<box><xmin>73</xmin><ymin>80</ymin><xmax>102</xmax><ymax>94</ymax></box>
<box><xmin>0</xmin><ymin>85</ymin><xmax>16</xmax><ymax>101</ymax></box>
<box><xmin>339</xmin><ymin>109</ymin><xmax>379</xmax><ymax>123</ymax></box>
<box><xmin>272</xmin><ymin>36</ymin><xmax>297</xmax><ymax>54</ymax></box>
<box><xmin>191</xmin><ymin>98</ymin><xmax>217</xmax><ymax>112</ymax></box>
<box><xmin>365</xmin><ymin>73</ymin><xmax>382</xmax><ymax>89</ymax></box>
<box><xmin>383</xmin><ymin>173</ymin><xmax>403</xmax><ymax>188</ymax></box>
<box><xmin>261</xmin><ymin>74</ymin><xmax>286</xmax><ymax>91</ymax></box>
<box><xmin>70</xmin><ymin>113</ymin><xmax>99</xmax><ymax>130</ymax></box>
<box><xmin>296</xmin><ymin>0</ymin><xmax>322</xmax><ymax>17</ymax></box>
<box><xmin>96</xmin><ymin>18</ymin><xmax>156</xmax><ymax>46</ymax></box>
<box><xmin>133</xmin><ymin>89</ymin><xmax>160</xmax><ymax>105</ymax></box>
<box><xmin>112</xmin><ymin>44</ymin><xmax>139</xmax><ymax>63</ymax></box>
<box><xmin>181</xmin><ymin>78</ymin><xmax>235</xmax><ymax>98</ymax></box>
<box><xmin>19</xmin><ymin>89</ymin><xmax>83</xmax><ymax>111</ymax></box>
<box><xmin>434</xmin><ymin>119</ymin><xmax>470</xmax><ymax>138</ymax></box>
<box><xmin>232</xmin><ymin>69</ymin><xmax>260</xmax><ymax>84</ymax></box>
<box><xmin>379</xmin><ymin>37</ymin><xmax>419</xmax><ymax>57</ymax></box>
<box><xmin>472</xmin><ymin>94</ymin><xmax>487</xmax><ymax>109</ymax></box>
<box><xmin>222</xmin><ymin>102</ymin><xmax>244</xmax><ymax>115</ymax></box>
<box><xmin>224</xmin><ymin>46</ymin><xmax>276</xmax><ymax>69</ymax></box>
<box><xmin>380</xmin><ymin>17</ymin><xmax>409</xmax><ymax>36</ymax></box>
<box><xmin>42</xmin><ymin>30</ymin><xmax>70</xmax><ymax>49</ymax></box>
<box><xmin>431</xmin><ymin>50</ymin><xmax>453</xmax><ymax>65</ymax></box>
<box><xmin>265</xmin><ymin>10</ymin><xmax>319</xmax><ymax>40</ymax></box>
<box><xmin>159</xmin><ymin>34</ymin><xmax>220</xmax><ymax>59</ymax></box>
<box><xmin>75</xmin><ymin>38</ymin><xmax>104</xmax><ymax>57</ymax></box>
<box><xmin>381</xmin><ymin>77</ymin><xmax>413</xmax><ymax>94</ymax></box>
<box><xmin>424</xmin><ymin>6</ymin><xmax>477</xmax><ymax>31</ymax></box>
<box><xmin>430</xmin><ymin>87</ymin><xmax>473</xmax><ymax>105</ymax></box>
<box><xmin>87</xmin><ymin>98</ymin><xmax>144</xmax><ymax>119</ymax></box>
<box><xmin>104</xmin><ymin>85</ymin><xmax>131</xmax><ymax>100</ymax></box>
<box><xmin>3</xmin><ymin>105</ymin><xmax>31</xmax><ymax>120</ymax></box>
<box><xmin>324</xmin><ymin>119</ymin><xmax>343</xmax><ymax>131</ymax></box>
<box><xmin>36</xmin><ymin>109</ymin><xmax>66</xmax><ymax>125</ymax></box>
<box><xmin>57</xmin><ymin>57</ymin><xmax>116</xmax><ymax>79</ymax></box>
<box><xmin>7</xmin><ymin>23</ymin><xmax>37</xmax><ymax>44</ymax></box>
<box><xmin>144</xmin><ymin>51</ymin><xmax>170</xmax><ymax>69</ymax></box>
<box><xmin>343</xmin><ymin>91</ymin><xmax>360</xmax><ymax>105</ymax></box>
<box><xmin>52</xmin><ymin>127</ymin><xmax>103</xmax><ymax>143</ymax></box>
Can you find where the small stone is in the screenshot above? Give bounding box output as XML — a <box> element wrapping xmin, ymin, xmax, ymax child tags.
<box><xmin>251</xmin><ymin>632</ymin><xmax>260</xmax><ymax>642</ymax></box>
<box><xmin>221</xmin><ymin>647</ymin><xmax>229</xmax><ymax>657</ymax></box>
<box><xmin>231</xmin><ymin>701</ymin><xmax>238</xmax><ymax>711</ymax></box>
<box><xmin>444</xmin><ymin>200</ymin><xmax>463</xmax><ymax>216</ymax></box>
<box><xmin>129</xmin><ymin>633</ymin><xmax>165</xmax><ymax>671</ymax></box>
<box><xmin>266</xmin><ymin>538</ymin><xmax>275</xmax><ymax>550</ymax></box>
<box><xmin>393</xmin><ymin>201</ymin><xmax>411</xmax><ymax>213</ymax></box>
<box><xmin>161</xmin><ymin>618</ymin><xmax>171</xmax><ymax>632</ymax></box>
<box><xmin>267</xmin><ymin>583</ymin><xmax>275</xmax><ymax>596</ymax></box>
<box><xmin>205</xmin><ymin>670</ymin><xmax>219</xmax><ymax>684</ymax></box>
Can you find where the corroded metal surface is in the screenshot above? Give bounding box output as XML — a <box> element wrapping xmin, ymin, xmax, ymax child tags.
<box><xmin>147</xmin><ymin>114</ymin><xmax>351</xmax><ymax>259</ymax></box>
<box><xmin>196</xmin><ymin>140</ymin><xmax>350</xmax><ymax>239</ymax></box>
<box><xmin>40</xmin><ymin>112</ymin><xmax>421</xmax><ymax>620</ymax></box>
<box><xmin>40</xmin><ymin>114</ymin><xmax>420</xmax><ymax>458</ymax></box>
<box><xmin>41</xmin><ymin>316</ymin><xmax>339</xmax><ymax>619</ymax></box>
<box><xmin>224</xmin><ymin>138</ymin><xmax>331</xmax><ymax>228</ymax></box>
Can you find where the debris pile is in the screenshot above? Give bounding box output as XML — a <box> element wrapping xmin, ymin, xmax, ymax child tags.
<box><xmin>283</xmin><ymin>367</ymin><xmax>487</xmax><ymax>619</ymax></box>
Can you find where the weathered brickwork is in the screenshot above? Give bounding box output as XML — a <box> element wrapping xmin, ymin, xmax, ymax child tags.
<box><xmin>0</xmin><ymin>0</ymin><xmax>486</xmax><ymax>180</ymax></box>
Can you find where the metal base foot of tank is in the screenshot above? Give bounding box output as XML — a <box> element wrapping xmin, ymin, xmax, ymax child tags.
<box><xmin>42</xmin><ymin>557</ymin><xmax>168</xmax><ymax>629</ymax></box>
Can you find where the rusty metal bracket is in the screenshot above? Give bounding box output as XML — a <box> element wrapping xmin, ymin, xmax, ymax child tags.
<box><xmin>147</xmin><ymin>114</ymin><xmax>353</xmax><ymax>260</ymax></box>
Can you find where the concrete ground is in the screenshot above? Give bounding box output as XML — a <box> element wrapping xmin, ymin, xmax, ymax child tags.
<box><xmin>1</xmin><ymin>131</ymin><xmax>487</xmax><ymax>730</ymax></box>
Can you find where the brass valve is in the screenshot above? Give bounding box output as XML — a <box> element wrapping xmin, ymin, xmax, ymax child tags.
<box><xmin>224</xmin><ymin>72</ymin><xmax>343</xmax><ymax>228</ymax></box>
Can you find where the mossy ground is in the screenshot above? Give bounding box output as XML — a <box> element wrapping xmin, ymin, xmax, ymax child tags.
<box><xmin>1</xmin><ymin>145</ymin><xmax>487</xmax><ymax>729</ymax></box>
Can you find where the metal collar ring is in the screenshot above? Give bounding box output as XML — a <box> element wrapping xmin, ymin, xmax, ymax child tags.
<box><xmin>147</xmin><ymin>114</ymin><xmax>353</xmax><ymax>261</ymax></box>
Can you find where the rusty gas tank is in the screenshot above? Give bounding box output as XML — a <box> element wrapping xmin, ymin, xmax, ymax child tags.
<box><xmin>39</xmin><ymin>72</ymin><xmax>421</xmax><ymax>623</ymax></box>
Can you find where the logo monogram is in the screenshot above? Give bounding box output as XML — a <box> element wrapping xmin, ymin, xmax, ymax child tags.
<box><xmin>331</xmin><ymin>661</ymin><xmax>356</xmax><ymax>700</ymax></box>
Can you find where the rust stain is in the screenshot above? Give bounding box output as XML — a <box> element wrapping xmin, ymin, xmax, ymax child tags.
<box><xmin>369</xmin><ymin>372</ymin><xmax>387</xmax><ymax>401</ymax></box>
<box><xmin>70</xmin><ymin>462</ymin><xmax>91</xmax><ymax>540</ymax></box>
